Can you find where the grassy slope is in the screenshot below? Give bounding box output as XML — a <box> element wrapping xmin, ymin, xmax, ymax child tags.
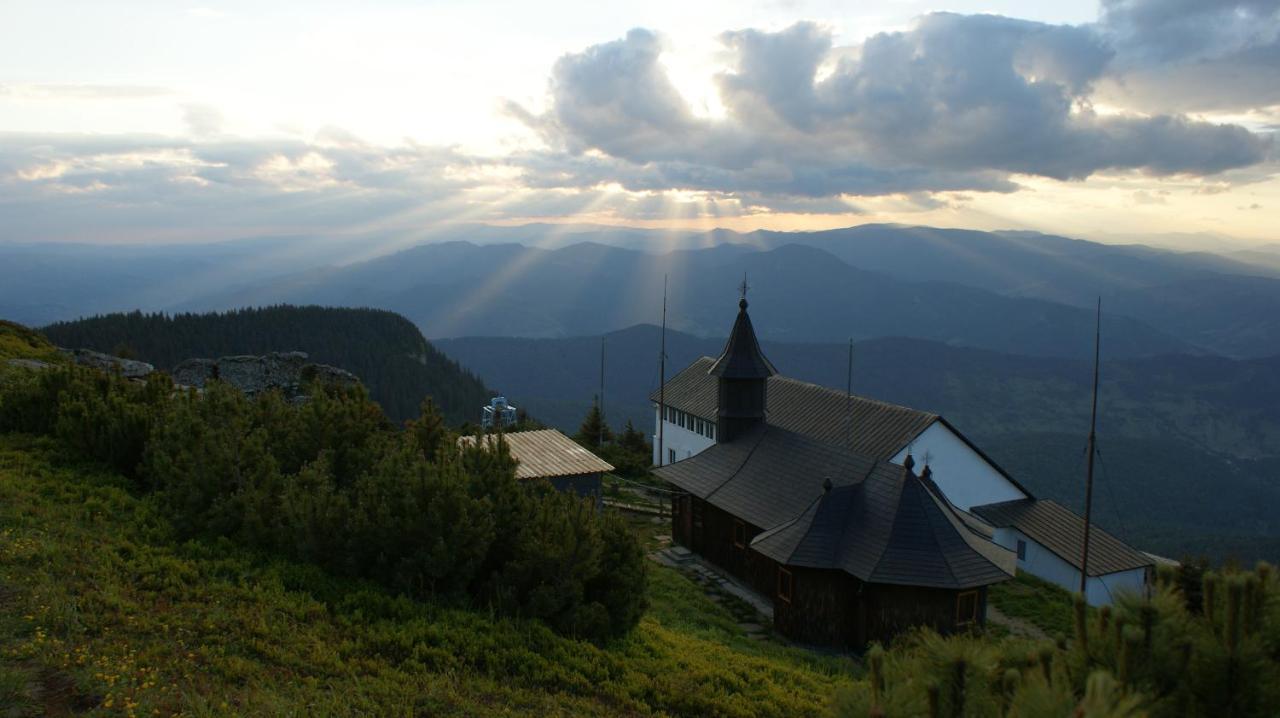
<box><xmin>0</xmin><ymin>435</ymin><xmax>854</xmax><ymax>717</ymax></box>
<box><xmin>987</xmin><ymin>573</ymin><xmax>1080</xmax><ymax>639</ymax></box>
<box><xmin>0</xmin><ymin>321</ymin><xmax>62</xmax><ymax>363</ymax></box>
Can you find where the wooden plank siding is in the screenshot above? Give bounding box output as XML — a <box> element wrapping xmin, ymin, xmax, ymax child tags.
<box><xmin>672</xmin><ymin>494</ymin><xmax>986</xmax><ymax>650</ymax></box>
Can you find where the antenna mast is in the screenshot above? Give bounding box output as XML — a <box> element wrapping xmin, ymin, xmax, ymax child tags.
<box><xmin>599</xmin><ymin>334</ymin><xmax>606</xmax><ymax>448</ymax></box>
<box><xmin>846</xmin><ymin>338</ymin><xmax>854</xmax><ymax>449</ymax></box>
<box><xmin>658</xmin><ymin>274</ymin><xmax>668</xmax><ymax>466</ymax></box>
<box><xmin>1079</xmin><ymin>298</ymin><xmax>1102</xmax><ymax>596</ymax></box>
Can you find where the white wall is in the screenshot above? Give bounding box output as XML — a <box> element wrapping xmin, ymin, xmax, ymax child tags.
<box><xmin>992</xmin><ymin>527</ymin><xmax>1148</xmax><ymax>606</ymax></box>
<box><xmin>653</xmin><ymin>411</ymin><xmax>715</xmax><ymax>466</ymax></box>
<box><xmin>890</xmin><ymin>421</ymin><xmax>1028</xmax><ymax>510</ymax></box>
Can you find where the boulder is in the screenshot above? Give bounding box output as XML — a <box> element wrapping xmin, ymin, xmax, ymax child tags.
<box><xmin>171</xmin><ymin>351</ymin><xmax>359</xmax><ymax>402</ymax></box>
<box><xmin>5</xmin><ymin>358</ymin><xmax>53</xmax><ymax>371</ymax></box>
<box><xmin>59</xmin><ymin>348</ymin><xmax>154</xmax><ymax>379</ymax></box>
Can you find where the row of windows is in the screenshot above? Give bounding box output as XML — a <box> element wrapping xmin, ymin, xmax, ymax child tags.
<box><xmin>662</xmin><ymin>405</ymin><xmax>716</xmax><ymax>440</ymax></box>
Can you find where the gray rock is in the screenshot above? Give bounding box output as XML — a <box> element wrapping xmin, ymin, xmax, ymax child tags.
<box><xmin>58</xmin><ymin>348</ymin><xmax>154</xmax><ymax>379</ymax></box>
<box><xmin>5</xmin><ymin>358</ymin><xmax>53</xmax><ymax>371</ymax></box>
<box><xmin>171</xmin><ymin>351</ymin><xmax>359</xmax><ymax>402</ymax></box>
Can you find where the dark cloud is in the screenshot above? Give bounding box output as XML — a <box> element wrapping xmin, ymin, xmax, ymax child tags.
<box><xmin>1097</xmin><ymin>0</ymin><xmax>1280</xmax><ymax>112</ymax></box>
<box><xmin>514</xmin><ymin>14</ymin><xmax>1270</xmax><ymax>201</ymax></box>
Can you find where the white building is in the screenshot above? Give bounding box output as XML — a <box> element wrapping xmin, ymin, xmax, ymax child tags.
<box><xmin>651</xmin><ymin>324</ymin><xmax>1152</xmax><ymax>606</ymax></box>
<box><xmin>974</xmin><ymin>499</ymin><xmax>1152</xmax><ymax>604</ymax></box>
<box><xmin>481</xmin><ymin>396</ymin><xmax>518</xmax><ymax>429</ymax></box>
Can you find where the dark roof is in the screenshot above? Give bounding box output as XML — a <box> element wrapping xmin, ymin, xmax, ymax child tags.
<box><xmin>971</xmin><ymin>499</ymin><xmax>1152</xmax><ymax>576</ymax></box>
<box><xmin>709</xmin><ymin>298</ymin><xmax>777</xmax><ymax>379</ymax></box>
<box><xmin>655</xmin><ymin>425</ymin><xmax>1014</xmax><ymax>590</ymax></box>
<box><xmin>459</xmin><ymin>429</ymin><xmax>613</xmax><ymax>480</ymax></box>
<box><xmin>652</xmin><ymin>356</ymin><xmax>938</xmax><ymax>460</ymax></box>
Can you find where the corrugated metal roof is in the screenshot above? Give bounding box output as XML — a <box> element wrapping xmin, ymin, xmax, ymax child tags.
<box><xmin>971</xmin><ymin>499</ymin><xmax>1152</xmax><ymax>576</ymax></box>
<box><xmin>656</xmin><ymin>425</ymin><xmax>1015</xmax><ymax>590</ymax></box>
<box><xmin>651</xmin><ymin>357</ymin><xmax>938</xmax><ymax>460</ymax></box>
<box><xmin>459</xmin><ymin>429</ymin><xmax>613</xmax><ymax>480</ymax></box>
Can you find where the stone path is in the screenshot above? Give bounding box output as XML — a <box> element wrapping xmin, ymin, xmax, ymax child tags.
<box><xmin>650</xmin><ymin>546</ymin><xmax>776</xmax><ymax>641</ymax></box>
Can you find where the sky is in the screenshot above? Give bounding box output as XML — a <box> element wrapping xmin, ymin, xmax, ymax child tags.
<box><xmin>1</xmin><ymin>0</ymin><xmax>1277</xmax><ymax>249</ymax></box>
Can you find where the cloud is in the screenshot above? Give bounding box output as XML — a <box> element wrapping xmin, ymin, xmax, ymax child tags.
<box><xmin>513</xmin><ymin>15</ymin><xmax>1271</xmax><ymax>201</ymax></box>
<box><xmin>0</xmin><ymin>132</ymin><xmax>488</xmax><ymax>241</ymax></box>
<box><xmin>0</xmin><ymin>84</ymin><xmax>176</xmax><ymax>100</ymax></box>
<box><xmin>1095</xmin><ymin>0</ymin><xmax>1280</xmax><ymax>113</ymax></box>
<box><xmin>181</xmin><ymin>103</ymin><xmax>226</xmax><ymax>137</ymax></box>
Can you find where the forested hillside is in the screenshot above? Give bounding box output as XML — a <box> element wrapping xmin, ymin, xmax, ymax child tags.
<box><xmin>41</xmin><ymin>306</ymin><xmax>491</xmax><ymax>425</ymax></box>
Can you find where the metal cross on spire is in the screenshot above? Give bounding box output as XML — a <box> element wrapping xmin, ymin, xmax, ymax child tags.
<box><xmin>738</xmin><ymin>273</ymin><xmax>750</xmax><ymax>302</ymax></box>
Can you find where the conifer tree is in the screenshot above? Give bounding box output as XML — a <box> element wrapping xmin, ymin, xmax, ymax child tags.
<box><xmin>574</xmin><ymin>400</ymin><xmax>612</xmax><ymax>449</ymax></box>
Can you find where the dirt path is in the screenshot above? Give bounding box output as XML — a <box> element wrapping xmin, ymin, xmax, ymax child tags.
<box><xmin>987</xmin><ymin>605</ymin><xmax>1049</xmax><ymax>641</ymax></box>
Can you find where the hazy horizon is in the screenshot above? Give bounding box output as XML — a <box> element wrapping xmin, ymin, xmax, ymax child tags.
<box><xmin>2</xmin><ymin>0</ymin><xmax>1277</xmax><ymax>255</ymax></box>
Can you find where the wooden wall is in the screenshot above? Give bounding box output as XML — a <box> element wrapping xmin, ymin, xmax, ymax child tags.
<box><xmin>671</xmin><ymin>494</ymin><xmax>988</xmax><ymax>650</ymax></box>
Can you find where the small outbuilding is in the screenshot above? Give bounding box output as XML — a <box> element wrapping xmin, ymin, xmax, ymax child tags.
<box><xmin>972</xmin><ymin>498</ymin><xmax>1153</xmax><ymax>606</ymax></box>
<box><xmin>461</xmin><ymin>428</ymin><xmax>612</xmax><ymax>506</ymax></box>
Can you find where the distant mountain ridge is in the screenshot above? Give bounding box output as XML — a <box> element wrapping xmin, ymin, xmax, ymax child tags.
<box><xmin>41</xmin><ymin>306</ymin><xmax>492</xmax><ymax>425</ymax></box>
<box><xmin>6</xmin><ymin>222</ymin><xmax>1280</xmax><ymax>357</ymax></box>
<box><xmin>188</xmin><ymin>240</ymin><xmax>1198</xmax><ymax>360</ymax></box>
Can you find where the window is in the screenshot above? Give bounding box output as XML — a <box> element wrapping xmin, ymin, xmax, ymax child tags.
<box><xmin>1016</xmin><ymin>539</ymin><xmax>1027</xmax><ymax>561</ymax></box>
<box><xmin>956</xmin><ymin>591</ymin><xmax>979</xmax><ymax>626</ymax></box>
<box><xmin>777</xmin><ymin>567</ymin><xmax>793</xmax><ymax>603</ymax></box>
<box><xmin>733</xmin><ymin>519</ymin><xmax>746</xmax><ymax>548</ymax></box>
<box><xmin>708</xmin><ymin>424</ymin><xmax>716</xmax><ymax>440</ymax></box>
<box><xmin>668</xmin><ymin>448</ymin><xmax>676</xmax><ymax>465</ymax></box>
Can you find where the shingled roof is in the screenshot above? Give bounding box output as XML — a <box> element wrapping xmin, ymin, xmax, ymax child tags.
<box><xmin>651</xmin><ymin>356</ymin><xmax>938</xmax><ymax>459</ymax></box>
<box><xmin>654</xmin><ymin>425</ymin><xmax>1015</xmax><ymax>590</ymax></box>
<box><xmin>972</xmin><ymin>499</ymin><xmax>1152</xmax><ymax>576</ymax></box>
<box><xmin>709</xmin><ymin>298</ymin><xmax>777</xmax><ymax>380</ymax></box>
<box><xmin>460</xmin><ymin>429</ymin><xmax>613</xmax><ymax>480</ymax></box>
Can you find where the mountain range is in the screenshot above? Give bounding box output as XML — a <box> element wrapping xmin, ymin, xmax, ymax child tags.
<box><xmin>5</xmin><ymin>223</ymin><xmax>1280</xmax><ymax>359</ymax></box>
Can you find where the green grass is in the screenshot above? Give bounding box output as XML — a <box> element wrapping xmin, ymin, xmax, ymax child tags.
<box><xmin>0</xmin><ymin>434</ymin><xmax>855</xmax><ymax>716</ymax></box>
<box><xmin>0</xmin><ymin>320</ymin><xmax>63</xmax><ymax>363</ymax></box>
<box><xmin>988</xmin><ymin>572</ymin><xmax>1081</xmax><ymax>639</ymax></box>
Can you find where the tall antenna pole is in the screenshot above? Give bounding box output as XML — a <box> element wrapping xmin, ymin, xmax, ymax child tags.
<box><xmin>599</xmin><ymin>334</ymin><xmax>606</xmax><ymax>448</ymax></box>
<box><xmin>658</xmin><ymin>274</ymin><xmax>668</xmax><ymax>466</ymax></box>
<box><xmin>845</xmin><ymin>338</ymin><xmax>854</xmax><ymax>449</ymax></box>
<box><xmin>1079</xmin><ymin>298</ymin><xmax>1102</xmax><ymax>596</ymax></box>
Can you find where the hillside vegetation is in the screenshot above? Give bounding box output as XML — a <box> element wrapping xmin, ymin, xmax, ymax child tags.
<box><xmin>40</xmin><ymin>306</ymin><xmax>492</xmax><ymax>425</ymax></box>
<box><xmin>0</xmin><ymin>435</ymin><xmax>849</xmax><ymax>716</ymax></box>
<box><xmin>0</xmin><ymin>320</ymin><xmax>62</xmax><ymax>363</ymax></box>
<box><xmin>2</xmin><ymin>348</ymin><xmax>1279</xmax><ymax>715</ymax></box>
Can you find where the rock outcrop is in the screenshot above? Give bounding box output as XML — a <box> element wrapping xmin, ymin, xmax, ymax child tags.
<box><xmin>171</xmin><ymin>351</ymin><xmax>359</xmax><ymax>402</ymax></box>
<box><xmin>59</xmin><ymin>348</ymin><xmax>155</xmax><ymax>378</ymax></box>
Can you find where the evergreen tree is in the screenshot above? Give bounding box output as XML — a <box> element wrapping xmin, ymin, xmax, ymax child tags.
<box><xmin>574</xmin><ymin>400</ymin><xmax>612</xmax><ymax>449</ymax></box>
<box><xmin>618</xmin><ymin>419</ymin><xmax>650</xmax><ymax>455</ymax></box>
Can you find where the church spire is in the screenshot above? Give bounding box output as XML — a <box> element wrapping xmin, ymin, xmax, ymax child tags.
<box><xmin>711</xmin><ymin>283</ymin><xmax>776</xmax><ymax>442</ymax></box>
<box><xmin>710</xmin><ymin>279</ymin><xmax>777</xmax><ymax>380</ymax></box>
